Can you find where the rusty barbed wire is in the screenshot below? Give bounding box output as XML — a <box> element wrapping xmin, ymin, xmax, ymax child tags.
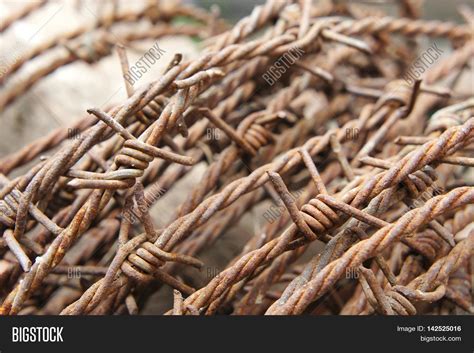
<box><xmin>0</xmin><ymin>0</ymin><xmax>472</xmax><ymax>316</ymax></box>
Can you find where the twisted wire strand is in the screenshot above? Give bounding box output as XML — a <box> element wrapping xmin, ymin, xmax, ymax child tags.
<box><xmin>60</xmin><ymin>92</ymin><xmax>348</xmax><ymax>314</ymax></box>
<box><xmin>269</xmin><ymin>110</ymin><xmax>473</xmax><ymax>312</ymax></box>
<box><xmin>267</xmin><ymin>187</ymin><xmax>474</xmax><ymax>314</ymax></box>
<box><xmin>343</xmin><ymin>198</ymin><xmax>474</xmax><ymax>316</ymax></box>
<box><xmin>164</xmin><ymin>118</ymin><xmax>473</xmax><ymax>313</ymax></box>
<box><xmin>331</xmin><ymin>16</ymin><xmax>472</xmax><ymax>40</ymax></box>
<box><xmin>53</xmin><ymin>28</ymin><xmax>370</xmax><ymax>314</ymax></box>
<box><xmin>215</xmin><ymin>166</ymin><xmax>436</xmax><ymax>314</ymax></box>
<box><xmin>0</xmin><ymin>0</ymin><xmax>302</xmax><ymax>314</ymax></box>
<box><xmin>368</xmin><ymin>232</ymin><xmax>473</xmax><ymax>315</ymax></box>
<box><xmin>0</xmin><ymin>51</ymin><xmax>282</xmax><ymax>288</ymax></box>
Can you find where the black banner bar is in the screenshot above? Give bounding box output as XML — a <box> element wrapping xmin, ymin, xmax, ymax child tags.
<box><xmin>0</xmin><ymin>315</ymin><xmax>472</xmax><ymax>353</ymax></box>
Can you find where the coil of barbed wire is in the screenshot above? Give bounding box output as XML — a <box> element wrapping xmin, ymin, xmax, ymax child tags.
<box><xmin>0</xmin><ymin>0</ymin><xmax>472</xmax><ymax>317</ymax></box>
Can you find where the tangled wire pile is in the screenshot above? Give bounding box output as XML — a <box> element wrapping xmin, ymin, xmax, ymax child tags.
<box><xmin>0</xmin><ymin>0</ymin><xmax>473</xmax><ymax>315</ymax></box>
